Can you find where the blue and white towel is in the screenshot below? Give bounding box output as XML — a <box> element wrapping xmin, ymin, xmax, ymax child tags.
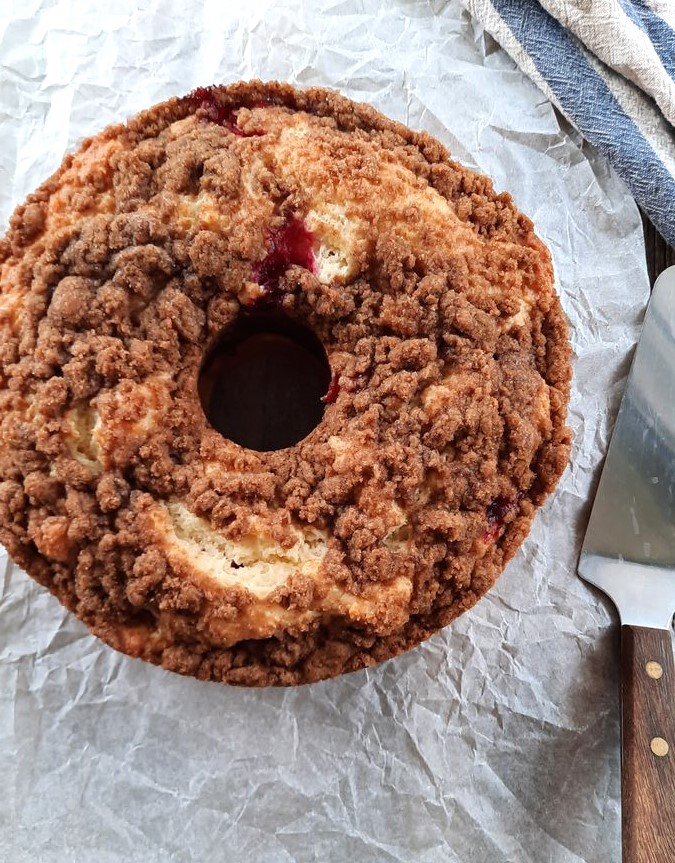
<box><xmin>460</xmin><ymin>0</ymin><xmax>675</xmax><ymax>248</ymax></box>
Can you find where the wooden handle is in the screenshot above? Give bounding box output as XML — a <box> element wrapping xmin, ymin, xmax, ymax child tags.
<box><xmin>621</xmin><ymin>625</ymin><xmax>675</xmax><ymax>863</ymax></box>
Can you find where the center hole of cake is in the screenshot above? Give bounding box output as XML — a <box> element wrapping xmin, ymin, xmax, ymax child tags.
<box><xmin>198</xmin><ymin>313</ymin><xmax>332</xmax><ymax>452</ymax></box>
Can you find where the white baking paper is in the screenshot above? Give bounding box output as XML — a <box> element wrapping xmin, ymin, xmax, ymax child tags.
<box><xmin>0</xmin><ymin>2</ymin><xmax>651</xmax><ymax>861</ymax></box>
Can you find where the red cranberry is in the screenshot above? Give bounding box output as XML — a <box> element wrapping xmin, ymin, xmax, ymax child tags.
<box><xmin>322</xmin><ymin>373</ymin><xmax>340</xmax><ymax>404</ymax></box>
<box><xmin>252</xmin><ymin>218</ymin><xmax>317</xmax><ymax>305</ymax></box>
<box><xmin>184</xmin><ymin>87</ymin><xmax>267</xmax><ymax>137</ymax></box>
<box><xmin>186</xmin><ymin>86</ymin><xmax>229</xmax><ymax>125</ymax></box>
<box><xmin>486</xmin><ymin>496</ymin><xmax>514</xmax><ymax>525</ymax></box>
<box><xmin>482</xmin><ymin>495</ymin><xmax>519</xmax><ymax>543</ymax></box>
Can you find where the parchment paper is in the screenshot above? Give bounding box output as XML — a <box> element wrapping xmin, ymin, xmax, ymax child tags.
<box><xmin>0</xmin><ymin>2</ymin><xmax>651</xmax><ymax>861</ymax></box>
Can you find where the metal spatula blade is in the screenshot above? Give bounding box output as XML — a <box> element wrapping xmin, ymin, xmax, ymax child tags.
<box><xmin>578</xmin><ymin>266</ymin><xmax>675</xmax><ymax>862</ymax></box>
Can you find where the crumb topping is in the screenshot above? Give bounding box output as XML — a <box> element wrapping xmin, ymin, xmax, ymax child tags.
<box><xmin>0</xmin><ymin>81</ymin><xmax>571</xmax><ymax>685</ymax></box>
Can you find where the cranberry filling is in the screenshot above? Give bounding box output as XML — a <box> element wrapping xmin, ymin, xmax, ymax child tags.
<box><xmin>255</xmin><ymin>218</ymin><xmax>317</xmax><ymax>288</ymax></box>
<box><xmin>187</xmin><ymin>86</ymin><xmax>231</xmax><ymax>125</ymax></box>
<box><xmin>486</xmin><ymin>496</ymin><xmax>515</xmax><ymax>525</ymax></box>
<box><xmin>185</xmin><ymin>87</ymin><xmax>267</xmax><ymax>137</ymax></box>
<box><xmin>322</xmin><ymin>373</ymin><xmax>341</xmax><ymax>404</ymax></box>
<box><xmin>482</xmin><ymin>495</ymin><xmax>519</xmax><ymax>543</ymax></box>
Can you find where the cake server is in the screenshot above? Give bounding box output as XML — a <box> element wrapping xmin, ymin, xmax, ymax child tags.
<box><xmin>578</xmin><ymin>265</ymin><xmax>675</xmax><ymax>862</ymax></box>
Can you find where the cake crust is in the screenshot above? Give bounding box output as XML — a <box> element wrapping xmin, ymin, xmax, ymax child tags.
<box><xmin>0</xmin><ymin>81</ymin><xmax>571</xmax><ymax>685</ymax></box>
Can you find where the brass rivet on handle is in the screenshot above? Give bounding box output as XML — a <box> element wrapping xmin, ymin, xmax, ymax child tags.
<box><xmin>650</xmin><ymin>737</ymin><xmax>669</xmax><ymax>757</ymax></box>
<box><xmin>645</xmin><ymin>661</ymin><xmax>664</xmax><ymax>680</ymax></box>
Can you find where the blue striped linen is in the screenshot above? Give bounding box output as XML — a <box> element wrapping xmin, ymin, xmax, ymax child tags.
<box><xmin>459</xmin><ymin>0</ymin><xmax>675</xmax><ymax>248</ymax></box>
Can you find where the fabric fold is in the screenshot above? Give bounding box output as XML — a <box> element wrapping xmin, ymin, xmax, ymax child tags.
<box><xmin>460</xmin><ymin>0</ymin><xmax>675</xmax><ymax>248</ymax></box>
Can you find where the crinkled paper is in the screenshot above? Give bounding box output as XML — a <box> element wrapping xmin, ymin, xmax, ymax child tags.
<box><xmin>0</xmin><ymin>2</ymin><xmax>650</xmax><ymax>861</ymax></box>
